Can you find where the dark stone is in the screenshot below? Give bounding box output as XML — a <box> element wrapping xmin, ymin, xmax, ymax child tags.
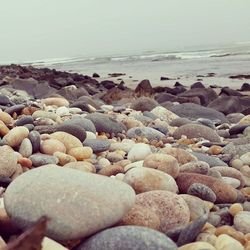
<box><xmin>170</xmin><ymin>117</ymin><xmax>192</xmax><ymax>127</ymax></box>
<box><xmin>190</xmin><ymin>82</ymin><xmax>205</xmax><ymax>89</ymax></box>
<box><xmin>70</xmin><ymin>101</ymin><xmax>91</xmax><ymax>112</ymax></box>
<box><xmin>77</xmin><ymin>226</ymin><xmax>177</xmax><ymax>250</ymax></box>
<box><xmin>56</xmin><ymin>123</ymin><xmax>86</xmax><ymax>142</ymax></box>
<box><xmin>28</xmin><ymin>131</ymin><xmax>41</xmax><ymax>153</ymax></box>
<box><xmin>156</xmin><ymin>93</ymin><xmax>201</xmax><ymax>105</ymax></box>
<box><xmin>64</xmin><ymin>117</ymin><xmax>96</xmax><ymax>133</ymax></box>
<box><xmin>220</xmin><ymin>87</ymin><xmax>243</xmax><ymax>96</ymax></box>
<box><xmin>130</xmin><ymin>97</ymin><xmax>158</xmax><ymax>112</ymax></box>
<box><xmin>242</xmin><ymin>108</ymin><xmax>250</xmax><ymax>115</ymax></box>
<box><xmin>239</xmin><ymin>96</ymin><xmax>250</xmax><ymax>108</ymax></box>
<box><xmin>160</xmin><ymin>76</ymin><xmax>171</xmax><ymax>81</ymax></box>
<box><xmin>208</xmin><ymin>96</ymin><xmax>243</xmax><ymax>115</ymax></box>
<box><xmin>92</xmin><ymin>73</ymin><xmax>100</xmax><ymax>78</ymax></box>
<box><xmin>29</xmin><ymin>154</ymin><xmax>58</xmax><ymax>167</ymax></box>
<box><xmin>177</xmin><ymin>215</ymin><xmax>208</xmax><ymax>246</ymax></box>
<box><xmin>135</xmin><ymin>79</ymin><xmax>154</xmax><ymax>97</ymax></box>
<box><xmin>169</xmin><ymin>103</ymin><xmax>228</xmax><ymax>123</ymax></box>
<box><xmin>34</xmin><ymin>125</ymin><xmax>57</xmax><ymax>134</ymax></box>
<box><xmin>100</xmin><ymin>80</ymin><xmax>116</xmax><ymax>90</ymax></box>
<box><xmin>239</xmin><ymin>83</ymin><xmax>250</xmax><ymax>91</ymax></box>
<box><xmin>83</xmin><ymin>139</ymin><xmax>110</xmax><ymax>153</ymax></box>
<box><xmin>11</xmin><ymin>78</ymin><xmax>38</xmax><ymax>96</ymax></box>
<box><xmin>15</xmin><ymin>116</ymin><xmax>34</xmax><ymax>126</ymax></box>
<box><xmin>77</xmin><ymin>96</ymin><xmax>101</xmax><ymax>109</ymax></box>
<box><xmin>85</xmin><ymin>113</ymin><xmax>126</xmax><ymax>134</ymax></box>
<box><xmin>0</xmin><ymin>94</ymin><xmax>11</xmax><ymax>105</ymax></box>
<box><xmin>229</xmin><ymin>124</ymin><xmax>250</xmax><ymax>135</ymax></box>
<box><xmin>178</xmin><ymin>87</ymin><xmax>217</xmax><ymax>106</ymax></box>
<box><xmin>24</xmin><ymin>124</ymin><xmax>35</xmax><ymax>131</ymax></box>
<box><xmin>4</xmin><ymin>104</ymin><xmax>25</xmax><ymax>115</ymax></box>
<box><xmin>149</xmin><ymin>125</ymin><xmax>169</xmax><ymax>135</ymax></box>
<box><xmin>0</xmin><ymin>176</ymin><xmax>12</xmax><ymax>188</ymax></box>
<box><xmin>57</xmin><ymin>86</ymin><xmax>89</xmax><ymax>101</ymax></box>
<box><xmin>195</xmin><ymin>118</ymin><xmax>216</xmax><ymax>129</ymax></box>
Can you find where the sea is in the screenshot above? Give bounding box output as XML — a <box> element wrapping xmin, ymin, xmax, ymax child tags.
<box><xmin>9</xmin><ymin>42</ymin><xmax>250</xmax><ymax>87</ymax></box>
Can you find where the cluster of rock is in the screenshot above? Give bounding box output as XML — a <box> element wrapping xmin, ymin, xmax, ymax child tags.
<box><xmin>1</xmin><ymin>65</ymin><xmax>250</xmax><ymax>249</ymax></box>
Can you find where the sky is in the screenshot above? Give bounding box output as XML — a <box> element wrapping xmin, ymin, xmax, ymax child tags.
<box><xmin>0</xmin><ymin>0</ymin><xmax>250</xmax><ymax>63</ymax></box>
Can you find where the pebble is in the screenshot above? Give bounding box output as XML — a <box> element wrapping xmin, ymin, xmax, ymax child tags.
<box><xmin>0</xmin><ymin>120</ymin><xmax>9</xmax><ymax>136</ymax></box>
<box><xmin>234</xmin><ymin>211</ymin><xmax>250</xmax><ymax>234</ymax></box>
<box><xmin>64</xmin><ymin>161</ymin><xmax>96</xmax><ymax>173</ymax></box>
<box><xmin>15</xmin><ymin>115</ymin><xmax>34</xmax><ymax>126</ymax></box>
<box><xmin>127</xmin><ymin>143</ymin><xmax>151</xmax><ymax>162</ymax></box>
<box><xmin>0</xmin><ymin>111</ymin><xmax>13</xmax><ymax>125</ymax></box>
<box><xmin>4</xmin><ymin>166</ymin><xmax>135</xmax><ymax>241</ymax></box>
<box><xmin>221</xmin><ymin>177</ymin><xmax>241</xmax><ymax>189</ymax></box>
<box><xmin>123</xmin><ymin>167</ymin><xmax>178</xmax><ymax>194</ymax></box>
<box><xmin>2</xmin><ymin>126</ymin><xmax>29</xmax><ymax>147</ymax></box>
<box><xmin>215</xmin><ymin>234</ymin><xmax>244</xmax><ymax>250</ymax></box>
<box><xmin>98</xmin><ymin>165</ymin><xmax>124</xmax><ymax>176</ymax></box>
<box><xmin>40</xmin><ymin>139</ymin><xmax>66</xmax><ymax>155</ymax></box>
<box><xmin>178</xmin><ymin>242</ymin><xmax>216</xmax><ymax>250</ymax></box>
<box><xmin>229</xmin><ymin>203</ymin><xmax>243</xmax><ymax>216</ymax></box>
<box><xmin>53</xmin><ymin>152</ymin><xmax>76</xmax><ymax>165</ymax></box>
<box><xmin>180</xmin><ymin>161</ymin><xmax>210</xmax><ymax>174</ymax></box>
<box><xmin>19</xmin><ymin>138</ymin><xmax>33</xmax><ymax>158</ymax></box>
<box><xmin>29</xmin><ymin>153</ymin><xmax>59</xmax><ymax>167</ymax></box>
<box><xmin>28</xmin><ymin>130</ymin><xmax>41</xmax><ymax>153</ymax></box>
<box><xmin>56</xmin><ymin>123</ymin><xmax>86</xmax><ymax>142</ymax></box>
<box><xmin>143</xmin><ymin>153</ymin><xmax>180</xmax><ymax>178</ymax></box>
<box><xmin>134</xmin><ymin>190</ymin><xmax>190</xmax><ymax>233</ymax></box>
<box><xmin>0</xmin><ymin>146</ymin><xmax>17</xmax><ymax>178</ymax></box>
<box><xmin>77</xmin><ymin>226</ymin><xmax>177</xmax><ymax>250</ymax></box>
<box><xmin>127</xmin><ymin>127</ymin><xmax>165</xmax><ymax>141</ymax></box>
<box><xmin>240</xmin><ymin>152</ymin><xmax>250</xmax><ymax>165</ymax></box>
<box><xmin>68</xmin><ymin>146</ymin><xmax>93</xmax><ymax>160</ymax></box>
<box><xmin>83</xmin><ymin>139</ymin><xmax>110</xmax><ymax>153</ymax></box>
<box><xmin>41</xmin><ymin>97</ymin><xmax>69</xmax><ymax>107</ymax></box>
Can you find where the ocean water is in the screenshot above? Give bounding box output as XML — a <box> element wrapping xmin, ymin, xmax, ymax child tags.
<box><xmin>21</xmin><ymin>43</ymin><xmax>250</xmax><ymax>85</ymax></box>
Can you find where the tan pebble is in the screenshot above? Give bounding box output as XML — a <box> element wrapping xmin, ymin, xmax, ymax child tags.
<box><xmin>119</xmin><ymin>204</ymin><xmax>160</xmax><ymax>230</ymax></box>
<box><xmin>215</xmin><ymin>234</ymin><xmax>244</xmax><ymax>250</ymax></box>
<box><xmin>178</xmin><ymin>242</ymin><xmax>216</xmax><ymax>250</ymax></box>
<box><xmin>0</xmin><ymin>111</ymin><xmax>13</xmax><ymax>125</ymax></box>
<box><xmin>245</xmin><ymin>241</ymin><xmax>250</xmax><ymax>250</ymax></box>
<box><xmin>40</xmin><ymin>139</ymin><xmax>66</xmax><ymax>155</ymax></box>
<box><xmin>240</xmin><ymin>187</ymin><xmax>250</xmax><ymax>198</ymax></box>
<box><xmin>21</xmin><ymin>106</ymin><xmax>39</xmax><ymax>115</ymax></box>
<box><xmin>10</xmin><ymin>164</ymin><xmax>23</xmax><ymax>180</ymax></box>
<box><xmin>98</xmin><ymin>165</ymin><xmax>124</xmax><ymax>176</ymax></box>
<box><xmin>41</xmin><ymin>97</ymin><xmax>69</xmax><ymax>107</ymax></box>
<box><xmin>202</xmin><ymin>222</ymin><xmax>216</xmax><ymax>232</ymax></box>
<box><xmin>64</xmin><ymin>161</ymin><xmax>96</xmax><ymax>173</ymax></box>
<box><xmin>2</xmin><ymin>126</ymin><xmax>29</xmax><ymax>147</ymax></box>
<box><xmin>208</xmin><ymin>145</ymin><xmax>223</xmax><ymax>155</ymax></box>
<box><xmin>18</xmin><ymin>157</ymin><xmax>33</xmax><ymax>168</ymax></box>
<box><xmin>19</xmin><ymin>138</ymin><xmax>33</xmax><ymax>158</ymax></box>
<box><xmin>115</xmin><ymin>173</ymin><xmax>125</xmax><ymax>181</ymax></box>
<box><xmin>204</xmin><ymin>201</ymin><xmax>215</xmax><ymax>210</ymax></box>
<box><xmin>239</xmin><ymin>115</ymin><xmax>250</xmax><ymax>125</ymax></box>
<box><xmin>68</xmin><ymin>146</ymin><xmax>93</xmax><ymax>160</ymax></box>
<box><xmin>196</xmin><ymin>232</ymin><xmax>217</xmax><ymax>246</ymax></box>
<box><xmin>53</xmin><ymin>152</ymin><xmax>76</xmax><ymax>166</ymax></box>
<box><xmin>0</xmin><ymin>120</ymin><xmax>9</xmax><ymax>136</ymax></box>
<box><xmin>50</xmin><ymin>131</ymin><xmax>82</xmax><ymax>153</ymax></box>
<box><xmin>40</xmin><ymin>134</ymin><xmax>51</xmax><ymax>140</ymax></box>
<box><xmin>245</xmin><ymin>233</ymin><xmax>250</xmax><ymax>241</ymax></box>
<box><xmin>240</xmin><ymin>165</ymin><xmax>250</xmax><ymax>178</ymax></box>
<box><xmin>231</xmin><ymin>159</ymin><xmax>244</xmax><ymax>170</ymax></box>
<box><xmin>229</xmin><ymin>203</ymin><xmax>244</xmax><ymax>216</ymax></box>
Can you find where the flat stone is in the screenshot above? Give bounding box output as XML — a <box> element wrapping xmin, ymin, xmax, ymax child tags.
<box><xmin>173</xmin><ymin>124</ymin><xmax>221</xmax><ymax>142</ymax></box>
<box><xmin>83</xmin><ymin>139</ymin><xmax>110</xmax><ymax>153</ymax></box>
<box><xmin>191</xmin><ymin>152</ymin><xmax>228</xmax><ymax>167</ymax></box>
<box><xmin>29</xmin><ymin>153</ymin><xmax>59</xmax><ymax>167</ymax></box>
<box><xmin>77</xmin><ymin>226</ymin><xmax>177</xmax><ymax>250</ymax></box>
<box><xmin>127</xmin><ymin>127</ymin><xmax>165</xmax><ymax>141</ymax></box>
<box><xmin>63</xmin><ymin>117</ymin><xmax>96</xmax><ymax>133</ymax></box>
<box><xmin>15</xmin><ymin>115</ymin><xmax>34</xmax><ymax>126</ymax></box>
<box><xmin>4</xmin><ymin>166</ymin><xmax>135</xmax><ymax>241</ymax></box>
<box><xmin>85</xmin><ymin>113</ymin><xmax>126</xmax><ymax>134</ymax></box>
<box><xmin>56</xmin><ymin>123</ymin><xmax>86</xmax><ymax>142</ymax></box>
<box><xmin>127</xmin><ymin>143</ymin><xmax>151</xmax><ymax>162</ymax></box>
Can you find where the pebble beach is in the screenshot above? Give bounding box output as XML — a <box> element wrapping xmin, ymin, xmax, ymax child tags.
<box><xmin>1</xmin><ymin>64</ymin><xmax>250</xmax><ymax>249</ymax></box>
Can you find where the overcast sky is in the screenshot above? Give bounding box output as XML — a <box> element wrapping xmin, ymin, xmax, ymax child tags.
<box><xmin>0</xmin><ymin>0</ymin><xmax>250</xmax><ymax>63</ymax></box>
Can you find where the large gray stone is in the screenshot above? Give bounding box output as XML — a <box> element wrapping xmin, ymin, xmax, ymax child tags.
<box><xmin>77</xmin><ymin>226</ymin><xmax>177</xmax><ymax>250</ymax></box>
<box><xmin>191</xmin><ymin>152</ymin><xmax>227</xmax><ymax>167</ymax></box>
<box><xmin>173</xmin><ymin>124</ymin><xmax>221</xmax><ymax>142</ymax></box>
<box><xmin>85</xmin><ymin>113</ymin><xmax>126</xmax><ymax>134</ymax></box>
<box><xmin>83</xmin><ymin>139</ymin><xmax>110</xmax><ymax>153</ymax></box>
<box><xmin>4</xmin><ymin>166</ymin><xmax>135</xmax><ymax>241</ymax></box>
<box><xmin>127</xmin><ymin>127</ymin><xmax>165</xmax><ymax>141</ymax></box>
<box><xmin>169</xmin><ymin>103</ymin><xmax>227</xmax><ymax>123</ymax></box>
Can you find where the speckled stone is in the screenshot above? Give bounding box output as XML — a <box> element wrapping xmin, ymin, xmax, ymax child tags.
<box><xmin>127</xmin><ymin>127</ymin><xmax>165</xmax><ymax>141</ymax></box>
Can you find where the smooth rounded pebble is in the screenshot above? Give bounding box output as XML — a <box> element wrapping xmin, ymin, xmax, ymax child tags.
<box><xmin>2</xmin><ymin>126</ymin><xmax>29</xmax><ymax>147</ymax></box>
<box><xmin>56</xmin><ymin>123</ymin><xmax>86</xmax><ymax>142</ymax></box>
<box><xmin>19</xmin><ymin>138</ymin><xmax>33</xmax><ymax>158</ymax></box>
<box><xmin>173</xmin><ymin>123</ymin><xmax>221</xmax><ymax>142</ymax></box>
<box><xmin>143</xmin><ymin>153</ymin><xmax>179</xmax><ymax>178</ymax></box>
<box><xmin>50</xmin><ymin>131</ymin><xmax>82</xmax><ymax>153</ymax></box>
<box><xmin>234</xmin><ymin>211</ymin><xmax>250</xmax><ymax>234</ymax></box>
<box><xmin>41</xmin><ymin>97</ymin><xmax>69</xmax><ymax>107</ymax></box>
<box><xmin>68</xmin><ymin>146</ymin><xmax>93</xmax><ymax>160</ymax></box>
<box><xmin>28</xmin><ymin>130</ymin><xmax>41</xmax><ymax>153</ymax></box>
<box><xmin>29</xmin><ymin>153</ymin><xmax>59</xmax><ymax>167</ymax></box>
<box><xmin>178</xmin><ymin>242</ymin><xmax>215</xmax><ymax>250</ymax></box>
<box><xmin>77</xmin><ymin>226</ymin><xmax>177</xmax><ymax>250</ymax></box>
<box><xmin>64</xmin><ymin>161</ymin><xmax>96</xmax><ymax>173</ymax></box>
<box><xmin>134</xmin><ymin>190</ymin><xmax>190</xmax><ymax>233</ymax></box>
<box><xmin>83</xmin><ymin>139</ymin><xmax>110</xmax><ymax>153</ymax></box>
<box><xmin>53</xmin><ymin>152</ymin><xmax>76</xmax><ymax>165</ymax></box>
<box><xmin>180</xmin><ymin>161</ymin><xmax>210</xmax><ymax>174</ymax></box>
<box><xmin>215</xmin><ymin>234</ymin><xmax>244</xmax><ymax>250</ymax></box>
<box><xmin>40</xmin><ymin>139</ymin><xmax>66</xmax><ymax>155</ymax></box>
<box><xmin>4</xmin><ymin>166</ymin><xmax>135</xmax><ymax>241</ymax></box>
<box><xmin>0</xmin><ymin>146</ymin><xmax>17</xmax><ymax>178</ymax></box>
<box><xmin>123</xmin><ymin>167</ymin><xmax>178</xmax><ymax>194</ymax></box>
<box><xmin>127</xmin><ymin>143</ymin><xmax>151</xmax><ymax>162</ymax></box>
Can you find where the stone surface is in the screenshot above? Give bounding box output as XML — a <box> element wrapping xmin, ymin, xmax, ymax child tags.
<box><xmin>176</xmin><ymin>173</ymin><xmax>238</xmax><ymax>203</ymax></box>
<box><xmin>4</xmin><ymin>166</ymin><xmax>135</xmax><ymax>241</ymax></box>
<box><xmin>19</xmin><ymin>138</ymin><xmax>33</xmax><ymax>158</ymax></box>
<box><xmin>83</xmin><ymin>139</ymin><xmax>110</xmax><ymax>153</ymax></box>
<box><xmin>143</xmin><ymin>153</ymin><xmax>179</xmax><ymax>178</ymax></box>
<box><xmin>77</xmin><ymin>226</ymin><xmax>177</xmax><ymax>250</ymax></box>
<box><xmin>127</xmin><ymin>127</ymin><xmax>165</xmax><ymax>141</ymax></box>
<box><xmin>56</xmin><ymin>123</ymin><xmax>86</xmax><ymax>142</ymax></box>
<box><xmin>29</xmin><ymin>153</ymin><xmax>59</xmax><ymax>167</ymax></box>
<box><xmin>234</xmin><ymin>211</ymin><xmax>250</xmax><ymax>234</ymax></box>
<box><xmin>173</xmin><ymin>124</ymin><xmax>221</xmax><ymax>142</ymax></box>
<box><xmin>123</xmin><ymin>167</ymin><xmax>178</xmax><ymax>194</ymax></box>
<box><xmin>134</xmin><ymin>190</ymin><xmax>190</xmax><ymax>233</ymax></box>
<box><xmin>130</xmin><ymin>97</ymin><xmax>158</xmax><ymax>112</ymax></box>
<box><xmin>178</xmin><ymin>242</ymin><xmax>215</xmax><ymax>250</ymax></box>
<box><xmin>191</xmin><ymin>152</ymin><xmax>228</xmax><ymax>167</ymax></box>
<box><xmin>40</xmin><ymin>139</ymin><xmax>66</xmax><ymax>155</ymax></box>
<box><xmin>180</xmin><ymin>161</ymin><xmax>210</xmax><ymax>174</ymax></box>
<box><xmin>28</xmin><ymin>130</ymin><xmax>41</xmax><ymax>153</ymax></box>
<box><xmin>2</xmin><ymin>126</ymin><xmax>29</xmax><ymax>147</ymax></box>
<box><xmin>0</xmin><ymin>146</ymin><xmax>17</xmax><ymax>178</ymax></box>
<box><xmin>127</xmin><ymin>143</ymin><xmax>151</xmax><ymax>162</ymax></box>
